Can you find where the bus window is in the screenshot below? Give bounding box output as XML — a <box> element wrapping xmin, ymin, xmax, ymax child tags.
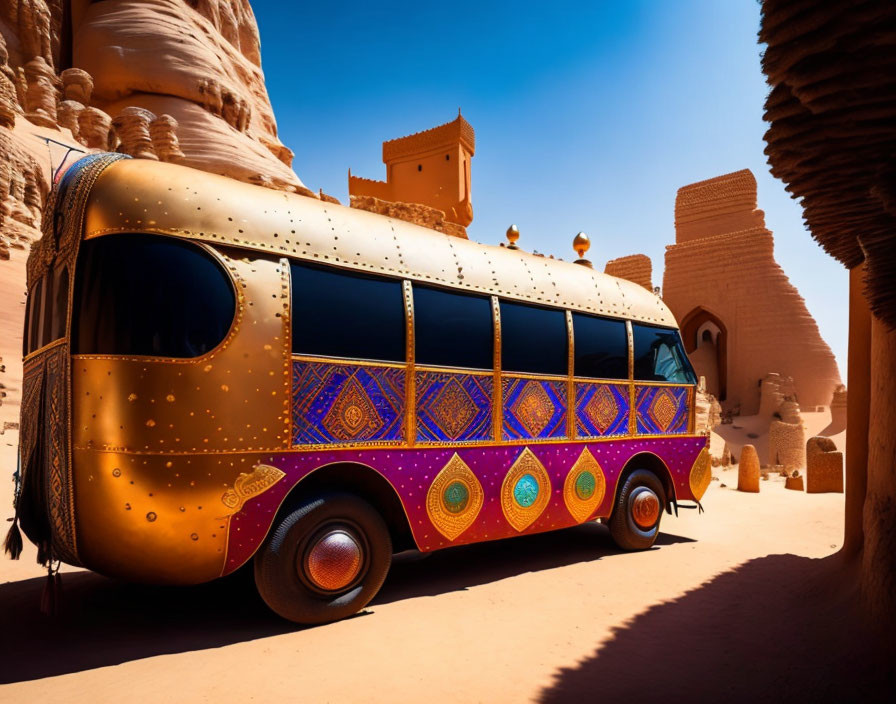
<box><xmin>572</xmin><ymin>313</ymin><xmax>628</xmax><ymax>380</ymax></box>
<box><xmin>72</xmin><ymin>234</ymin><xmax>235</xmax><ymax>357</ymax></box>
<box><xmin>413</xmin><ymin>285</ymin><xmax>492</xmax><ymax>370</ymax></box>
<box><xmin>500</xmin><ymin>300</ymin><xmax>567</xmax><ymax>376</ymax></box>
<box><xmin>291</xmin><ymin>262</ymin><xmax>405</xmax><ymax>363</ymax></box>
<box><xmin>632</xmin><ymin>323</ymin><xmax>697</xmax><ymax>383</ymax></box>
<box><xmin>50</xmin><ymin>264</ymin><xmax>69</xmax><ymax>343</ymax></box>
<box><xmin>39</xmin><ymin>269</ymin><xmax>54</xmax><ymax>350</ymax></box>
<box><xmin>25</xmin><ymin>277</ymin><xmax>42</xmax><ymax>355</ymax></box>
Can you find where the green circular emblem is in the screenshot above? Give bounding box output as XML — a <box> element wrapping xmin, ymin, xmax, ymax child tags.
<box><xmin>575</xmin><ymin>471</ymin><xmax>596</xmax><ymax>501</ymax></box>
<box><xmin>443</xmin><ymin>480</ymin><xmax>470</xmax><ymax>514</ymax></box>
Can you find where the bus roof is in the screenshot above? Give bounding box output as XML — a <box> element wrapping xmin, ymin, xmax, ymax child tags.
<box><xmin>82</xmin><ymin>158</ymin><xmax>677</xmax><ymax>327</ymax></box>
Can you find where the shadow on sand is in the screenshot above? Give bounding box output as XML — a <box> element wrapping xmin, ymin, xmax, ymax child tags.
<box><xmin>538</xmin><ymin>553</ymin><xmax>895</xmax><ymax>703</ymax></box>
<box><xmin>0</xmin><ymin>522</ymin><xmax>693</xmax><ymax>684</ymax></box>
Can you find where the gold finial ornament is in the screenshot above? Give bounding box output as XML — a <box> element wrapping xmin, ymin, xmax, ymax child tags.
<box><xmin>505</xmin><ymin>224</ymin><xmax>520</xmax><ymax>249</ymax></box>
<box><xmin>573</xmin><ymin>232</ymin><xmax>592</xmax><ymax>268</ymax></box>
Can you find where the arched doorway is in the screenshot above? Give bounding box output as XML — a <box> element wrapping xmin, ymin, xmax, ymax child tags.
<box><xmin>681</xmin><ymin>307</ymin><xmax>728</xmax><ymax>401</ymax></box>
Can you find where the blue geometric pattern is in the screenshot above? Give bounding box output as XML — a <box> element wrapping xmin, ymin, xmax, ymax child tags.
<box><xmin>575</xmin><ymin>382</ymin><xmax>630</xmax><ymax>437</ymax></box>
<box><xmin>635</xmin><ymin>385</ymin><xmax>690</xmax><ymax>435</ymax></box>
<box><xmin>292</xmin><ymin>361</ymin><xmax>405</xmax><ymax>445</ymax></box>
<box><xmin>416</xmin><ymin>371</ymin><xmax>493</xmax><ymax>442</ymax></box>
<box><xmin>502</xmin><ymin>377</ymin><xmax>567</xmax><ymax>440</ymax></box>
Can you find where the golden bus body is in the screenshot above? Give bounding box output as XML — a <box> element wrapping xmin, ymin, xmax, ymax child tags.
<box><xmin>11</xmin><ymin>154</ymin><xmax>710</xmax><ymax>623</ymax></box>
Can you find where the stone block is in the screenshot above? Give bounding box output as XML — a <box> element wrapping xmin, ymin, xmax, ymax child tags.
<box><xmin>737</xmin><ymin>444</ymin><xmax>760</xmax><ymax>493</ymax></box>
<box><xmin>769</xmin><ymin>420</ymin><xmax>806</xmax><ymax>471</ymax></box>
<box><xmin>806</xmin><ymin>436</ymin><xmax>844</xmax><ymax>493</ymax></box>
<box><xmin>785</xmin><ymin>474</ymin><xmax>804</xmax><ymax>491</ymax></box>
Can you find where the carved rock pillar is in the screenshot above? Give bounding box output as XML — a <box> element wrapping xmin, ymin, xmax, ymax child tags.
<box><xmin>60</xmin><ymin>68</ymin><xmax>93</xmax><ymax>105</ymax></box>
<box><xmin>23</xmin><ymin>56</ymin><xmax>58</xmax><ymax>128</ymax></box>
<box><xmin>863</xmin><ymin>316</ymin><xmax>896</xmax><ymax>622</ymax></box>
<box><xmin>149</xmin><ymin>114</ymin><xmax>184</xmax><ymax>162</ymax></box>
<box><xmin>78</xmin><ymin>106</ymin><xmax>113</xmax><ymax>150</ymax></box>
<box><xmin>844</xmin><ymin>264</ymin><xmax>871</xmax><ymax>555</ymax></box>
<box><xmin>112</xmin><ymin>106</ymin><xmax>157</xmax><ymax>160</ymax></box>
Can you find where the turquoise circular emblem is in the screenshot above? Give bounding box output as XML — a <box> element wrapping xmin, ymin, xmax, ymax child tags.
<box><xmin>513</xmin><ymin>473</ymin><xmax>540</xmax><ymax>508</ymax></box>
<box><xmin>443</xmin><ymin>480</ymin><xmax>470</xmax><ymax>514</ymax></box>
<box><xmin>575</xmin><ymin>471</ymin><xmax>596</xmax><ymax>501</ymax></box>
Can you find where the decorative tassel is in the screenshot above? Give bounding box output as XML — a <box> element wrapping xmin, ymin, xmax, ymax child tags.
<box><xmin>40</xmin><ymin>564</ymin><xmax>62</xmax><ymax>616</ymax></box>
<box><xmin>3</xmin><ymin>517</ymin><xmax>23</xmax><ymax>560</ymax></box>
<box><xmin>36</xmin><ymin>540</ymin><xmax>49</xmax><ymax>567</ymax></box>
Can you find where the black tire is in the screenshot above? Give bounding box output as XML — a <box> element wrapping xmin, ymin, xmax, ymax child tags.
<box><xmin>608</xmin><ymin>469</ymin><xmax>665</xmax><ymax>551</ymax></box>
<box><xmin>254</xmin><ymin>492</ymin><xmax>392</xmax><ymax>625</ymax></box>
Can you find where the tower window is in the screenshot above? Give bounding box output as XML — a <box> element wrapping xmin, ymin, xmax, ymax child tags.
<box><xmin>417</xmin><ymin>164</ymin><xmax>422</xmax><ymax>171</ymax></box>
<box><xmin>445</xmin><ymin>154</ymin><xmax>450</xmax><ymax>161</ymax></box>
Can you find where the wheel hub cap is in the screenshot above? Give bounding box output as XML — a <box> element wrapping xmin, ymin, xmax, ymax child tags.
<box><xmin>304</xmin><ymin>529</ymin><xmax>363</xmax><ymax>592</ymax></box>
<box><xmin>631</xmin><ymin>490</ymin><xmax>660</xmax><ymax>529</ymax></box>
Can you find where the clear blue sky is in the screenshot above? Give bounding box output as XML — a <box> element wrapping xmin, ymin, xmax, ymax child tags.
<box><xmin>252</xmin><ymin>0</ymin><xmax>847</xmax><ymax>376</ymax></box>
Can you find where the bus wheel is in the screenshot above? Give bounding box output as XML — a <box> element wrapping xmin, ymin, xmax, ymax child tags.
<box><xmin>608</xmin><ymin>469</ymin><xmax>665</xmax><ymax>551</ymax></box>
<box><xmin>254</xmin><ymin>492</ymin><xmax>392</xmax><ymax>625</ymax></box>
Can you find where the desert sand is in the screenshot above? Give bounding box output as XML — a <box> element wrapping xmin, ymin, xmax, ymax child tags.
<box><xmin>1</xmin><ymin>419</ymin><xmax>891</xmax><ymax>702</ymax></box>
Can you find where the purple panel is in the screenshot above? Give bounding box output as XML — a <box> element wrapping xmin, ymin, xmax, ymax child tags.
<box><xmin>502</xmin><ymin>377</ymin><xmax>567</xmax><ymax>440</ymax></box>
<box><xmin>575</xmin><ymin>382</ymin><xmax>630</xmax><ymax>437</ymax></box>
<box><xmin>635</xmin><ymin>385</ymin><xmax>691</xmax><ymax>435</ymax></box>
<box><xmin>223</xmin><ymin>435</ymin><xmax>708</xmax><ymax>574</ymax></box>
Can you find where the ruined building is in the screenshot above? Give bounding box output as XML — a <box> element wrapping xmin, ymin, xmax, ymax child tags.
<box><xmin>604</xmin><ymin>254</ymin><xmax>653</xmax><ymax>291</ymax></box>
<box><xmin>661</xmin><ymin>169</ymin><xmax>841</xmax><ymax>414</ymax></box>
<box><xmin>349</xmin><ymin>112</ymin><xmax>474</xmax><ymax>238</ymax></box>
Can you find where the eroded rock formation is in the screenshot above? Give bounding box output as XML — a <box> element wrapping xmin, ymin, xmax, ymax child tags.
<box><xmin>72</xmin><ymin>0</ymin><xmax>304</xmax><ymax>192</ymax></box>
<box><xmin>663</xmin><ymin>169</ymin><xmax>841</xmax><ymax>413</ymax></box>
<box><xmin>829</xmin><ymin>384</ymin><xmax>847</xmax><ymax>433</ymax></box>
<box><xmin>112</xmin><ymin>106</ymin><xmax>157</xmax><ymax>160</ymax></box>
<box><xmin>604</xmin><ymin>254</ymin><xmax>653</xmax><ymax>291</ymax></box>
<box><xmin>694</xmin><ymin>376</ymin><xmax>721</xmax><ymax>436</ymax></box>
<box><xmin>0</xmin><ymin>0</ymin><xmax>310</xmax><ymax>240</ymax></box>
<box><xmin>0</xmin><ymin>128</ymin><xmax>47</xmax><ymax>260</ymax></box>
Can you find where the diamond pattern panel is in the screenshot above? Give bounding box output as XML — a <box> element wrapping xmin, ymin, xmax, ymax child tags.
<box><xmin>502</xmin><ymin>377</ymin><xmax>567</xmax><ymax>440</ymax></box>
<box><xmin>575</xmin><ymin>382</ymin><xmax>630</xmax><ymax>437</ymax></box>
<box><xmin>635</xmin><ymin>385</ymin><xmax>690</xmax><ymax>435</ymax></box>
<box><xmin>416</xmin><ymin>371</ymin><xmax>493</xmax><ymax>442</ymax></box>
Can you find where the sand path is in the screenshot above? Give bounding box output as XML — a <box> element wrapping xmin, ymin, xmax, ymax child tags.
<box><xmin>1</xmin><ymin>428</ymin><xmax>867</xmax><ymax>702</ymax></box>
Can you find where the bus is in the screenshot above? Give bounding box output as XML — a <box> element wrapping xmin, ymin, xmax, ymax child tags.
<box><xmin>8</xmin><ymin>153</ymin><xmax>711</xmax><ymax>624</ymax></box>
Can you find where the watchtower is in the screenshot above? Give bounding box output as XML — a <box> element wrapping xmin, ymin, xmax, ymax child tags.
<box><xmin>349</xmin><ymin>111</ymin><xmax>475</xmax><ymax>227</ymax></box>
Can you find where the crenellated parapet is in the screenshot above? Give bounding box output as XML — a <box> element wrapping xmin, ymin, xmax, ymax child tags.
<box><xmin>349</xmin><ymin>112</ymin><xmax>475</xmax><ymax>234</ymax></box>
